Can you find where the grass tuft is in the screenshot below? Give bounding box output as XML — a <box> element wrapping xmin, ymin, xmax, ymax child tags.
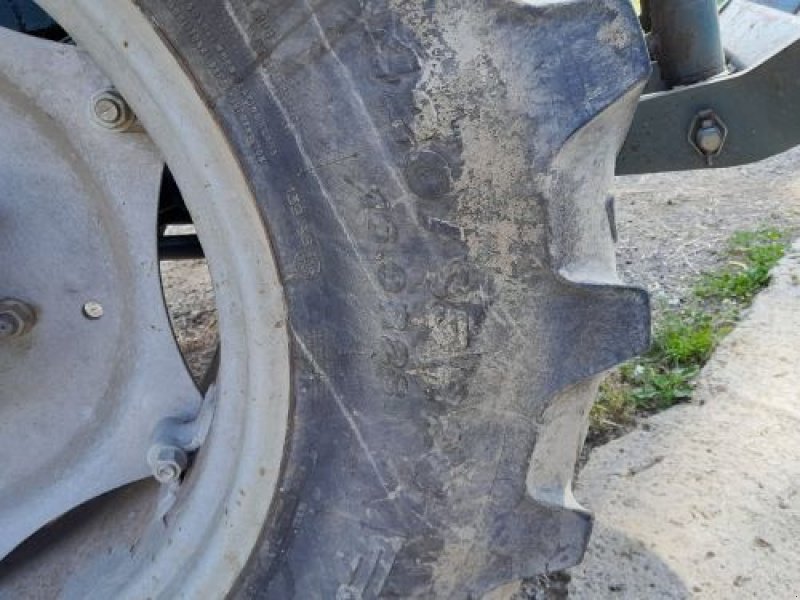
<box><xmin>589</xmin><ymin>228</ymin><xmax>788</xmax><ymax>442</ymax></box>
<box><xmin>654</xmin><ymin>311</ymin><xmax>716</xmax><ymax>366</ymax></box>
<box><xmin>695</xmin><ymin>229</ymin><xmax>786</xmax><ymax>303</ymax></box>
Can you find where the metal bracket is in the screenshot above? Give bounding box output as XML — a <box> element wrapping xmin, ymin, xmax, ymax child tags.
<box><xmin>617</xmin><ymin>0</ymin><xmax>800</xmax><ymax>174</ymax></box>
<box><xmin>617</xmin><ymin>36</ymin><xmax>800</xmax><ymax>174</ymax></box>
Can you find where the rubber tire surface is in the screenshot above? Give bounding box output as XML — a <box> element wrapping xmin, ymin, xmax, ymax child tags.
<box><xmin>132</xmin><ymin>1</ymin><xmax>651</xmax><ymax>597</ymax></box>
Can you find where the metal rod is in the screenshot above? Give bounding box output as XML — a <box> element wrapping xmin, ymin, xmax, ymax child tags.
<box><xmin>640</xmin><ymin>0</ymin><xmax>653</xmax><ymax>32</ymax></box>
<box><xmin>158</xmin><ymin>235</ymin><xmax>204</xmax><ymax>260</ymax></box>
<box><xmin>650</xmin><ymin>0</ymin><xmax>726</xmax><ymax>87</ymax></box>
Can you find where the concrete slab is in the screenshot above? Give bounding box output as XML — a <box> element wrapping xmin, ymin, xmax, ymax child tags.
<box><xmin>568</xmin><ymin>242</ymin><xmax>800</xmax><ymax>599</ymax></box>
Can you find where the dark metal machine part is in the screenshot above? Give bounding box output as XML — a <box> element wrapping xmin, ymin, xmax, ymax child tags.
<box><xmin>649</xmin><ymin>0</ymin><xmax>726</xmax><ymax>87</ymax></box>
<box><xmin>618</xmin><ymin>0</ymin><xmax>800</xmax><ymax>174</ymax></box>
<box><xmin>0</xmin><ymin>0</ymin><xmax>64</xmax><ymax>39</ymax></box>
<box><xmin>0</xmin><ymin>0</ymin><xmax>51</xmax><ymax>32</ymax></box>
<box><xmin>158</xmin><ymin>235</ymin><xmax>205</xmax><ymax>261</ymax></box>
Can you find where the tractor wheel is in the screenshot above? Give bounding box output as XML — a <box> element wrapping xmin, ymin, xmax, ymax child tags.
<box><xmin>0</xmin><ymin>0</ymin><xmax>650</xmax><ymax>597</ymax></box>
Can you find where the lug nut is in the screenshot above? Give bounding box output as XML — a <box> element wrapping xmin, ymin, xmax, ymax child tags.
<box><xmin>148</xmin><ymin>444</ymin><xmax>188</xmax><ymax>484</ymax></box>
<box><xmin>90</xmin><ymin>89</ymin><xmax>135</xmax><ymax>131</ymax></box>
<box><xmin>0</xmin><ymin>299</ymin><xmax>36</xmax><ymax>338</ymax></box>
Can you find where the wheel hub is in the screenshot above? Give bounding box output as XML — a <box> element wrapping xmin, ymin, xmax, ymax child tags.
<box><xmin>0</xmin><ymin>27</ymin><xmax>202</xmax><ymax>561</ymax></box>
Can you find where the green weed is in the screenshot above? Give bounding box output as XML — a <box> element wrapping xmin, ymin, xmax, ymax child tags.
<box><xmin>695</xmin><ymin>229</ymin><xmax>786</xmax><ymax>303</ymax></box>
<box><xmin>590</xmin><ymin>228</ymin><xmax>788</xmax><ymax>440</ymax></box>
<box><xmin>653</xmin><ymin>311</ymin><xmax>715</xmax><ymax>366</ymax></box>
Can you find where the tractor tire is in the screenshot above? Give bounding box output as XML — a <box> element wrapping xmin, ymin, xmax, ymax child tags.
<box><xmin>2</xmin><ymin>0</ymin><xmax>650</xmax><ymax>597</ymax></box>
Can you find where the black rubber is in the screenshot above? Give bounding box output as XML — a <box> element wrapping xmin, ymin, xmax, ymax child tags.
<box><xmin>131</xmin><ymin>1</ymin><xmax>651</xmax><ymax>597</ymax></box>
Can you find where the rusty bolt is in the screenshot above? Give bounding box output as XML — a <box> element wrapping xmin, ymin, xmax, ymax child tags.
<box><xmin>0</xmin><ymin>299</ymin><xmax>36</xmax><ymax>339</ymax></box>
<box><xmin>148</xmin><ymin>444</ymin><xmax>188</xmax><ymax>484</ymax></box>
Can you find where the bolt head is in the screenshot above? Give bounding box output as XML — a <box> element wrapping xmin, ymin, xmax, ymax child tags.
<box><xmin>90</xmin><ymin>89</ymin><xmax>134</xmax><ymax>131</ymax></box>
<box><xmin>696</xmin><ymin>125</ymin><xmax>723</xmax><ymax>154</ymax></box>
<box><xmin>94</xmin><ymin>98</ymin><xmax>122</xmax><ymax>123</ymax></box>
<box><xmin>0</xmin><ymin>299</ymin><xmax>36</xmax><ymax>338</ymax></box>
<box><xmin>148</xmin><ymin>445</ymin><xmax>188</xmax><ymax>484</ymax></box>
<box><xmin>688</xmin><ymin>109</ymin><xmax>728</xmax><ymax>163</ymax></box>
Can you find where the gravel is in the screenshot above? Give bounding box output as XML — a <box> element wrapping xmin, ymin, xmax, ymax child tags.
<box><xmin>160</xmin><ymin>259</ymin><xmax>217</xmax><ymax>383</ymax></box>
<box><xmin>613</xmin><ymin>146</ymin><xmax>800</xmax><ymax>311</ymax></box>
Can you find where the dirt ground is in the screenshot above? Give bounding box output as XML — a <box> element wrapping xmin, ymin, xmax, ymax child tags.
<box><xmin>613</xmin><ymin>147</ymin><xmax>800</xmax><ymax>308</ymax></box>
<box><xmin>160</xmin><ymin>259</ymin><xmax>217</xmax><ymax>382</ymax></box>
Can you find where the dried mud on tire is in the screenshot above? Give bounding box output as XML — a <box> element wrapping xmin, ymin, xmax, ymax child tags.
<box><xmin>138</xmin><ymin>0</ymin><xmax>651</xmax><ymax>597</ymax></box>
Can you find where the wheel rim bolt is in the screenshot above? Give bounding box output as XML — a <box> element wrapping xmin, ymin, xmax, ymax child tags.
<box><xmin>91</xmin><ymin>89</ymin><xmax>134</xmax><ymax>131</ymax></box>
<box><xmin>148</xmin><ymin>445</ymin><xmax>188</xmax><ymax>484</ymax></box>
<box><xmin>0</xmin><ymin>299</ymin><xmax>36</xmax><ymax>338</ymax></box>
